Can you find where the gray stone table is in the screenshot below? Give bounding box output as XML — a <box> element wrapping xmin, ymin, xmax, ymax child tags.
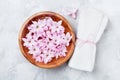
<box><xmin>0</xmin><ymin>0</ymin><xmax>120</xmax><ymax>80</ymax></box>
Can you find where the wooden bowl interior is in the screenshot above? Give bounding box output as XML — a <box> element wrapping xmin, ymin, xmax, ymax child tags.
<box><xmin>19</xmin><ymin>12</ymin><xmax>75</xmax><ymax>68</ymax></box>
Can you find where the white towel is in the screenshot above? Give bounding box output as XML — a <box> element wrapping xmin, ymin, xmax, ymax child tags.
<box><xmin>68</xmin><ymin>7</ymin><xmax>108</xmax><ymax>72</ymax></box>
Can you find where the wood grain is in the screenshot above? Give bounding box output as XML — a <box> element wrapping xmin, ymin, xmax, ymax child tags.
<box><xmin>18</xmin><ymin>11</ymin><xmax>75</xmax><ymax>68</ymax></box>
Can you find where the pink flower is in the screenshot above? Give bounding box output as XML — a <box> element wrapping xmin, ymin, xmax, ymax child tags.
<box><xmin>28</xmin><ymin>45</ymin><xmax>40</xmax><ymax>54</ymax></box>
<box><xmin>22</xmin><ymin>17</ymin><xmax>72</xmax><ymax>64</ymax></box>
<box><xmin>22</xmin><ymin>38</ymin><xmax>36</xmax><ymax>47</ymax></box>
<box><xmin>65</xmin><ymin>32</ymin><xmax>72</xmax><ymax>46</ymax></box>
<box><xmin>63</xmin><ymin>8</ymin><xmax>78</xmax><ymax>19</ymax></box>
<box><xmin>35</xmin><ymin>56</ymin><xmax>42</xmax><ymax>62</ymax></box>
<box><xmin>43</xmin><ymin>53</ymin><xmax>54</xmax><ymax>64</ymax></box>
<box><xmin>46</xmin><ymin>30</ymin><xmax>52</xmax><ymax>38</ymax></box>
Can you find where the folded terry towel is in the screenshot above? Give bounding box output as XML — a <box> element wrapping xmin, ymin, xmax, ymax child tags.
<box><xmin>68</xmin><ymin>6</ymin><xmax>108</xmax><ymax>72</ymax></box>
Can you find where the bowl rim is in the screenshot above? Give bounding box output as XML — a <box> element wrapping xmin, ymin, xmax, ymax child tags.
<box><xmin>18</xmin><ymin>11</ymin><xmax>75</xmax><ymax>68</ymax></box>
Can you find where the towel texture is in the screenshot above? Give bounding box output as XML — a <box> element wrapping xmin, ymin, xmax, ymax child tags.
<box><xmin>68</xmin><ymin>7</ymin><xmax>108</xmax><ymax>72</ymax></box>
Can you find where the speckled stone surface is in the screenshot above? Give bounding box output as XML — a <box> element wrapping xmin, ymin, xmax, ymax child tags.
<box><xmin>0</xmin><ymin>0</ymin><xmax>120</xmax><ymax>80</ymax></box>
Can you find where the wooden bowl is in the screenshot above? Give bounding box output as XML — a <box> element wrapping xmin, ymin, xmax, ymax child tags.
<box><xmin>18</xmin><ymin>11</ymin><xmax>75</xmax><ymax>68</ymax></box>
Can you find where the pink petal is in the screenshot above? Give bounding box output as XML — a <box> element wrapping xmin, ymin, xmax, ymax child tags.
<box><xmin>22</xmin><ymin>17</ymin><xmax>72</xmax><ymax>64</ymax></box>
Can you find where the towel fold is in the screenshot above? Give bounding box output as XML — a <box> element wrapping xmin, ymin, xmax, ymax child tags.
<box><xmin>68</xmin><ymin>7</ymin><xmax>108</xmax><ymax>72</ymax></box>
